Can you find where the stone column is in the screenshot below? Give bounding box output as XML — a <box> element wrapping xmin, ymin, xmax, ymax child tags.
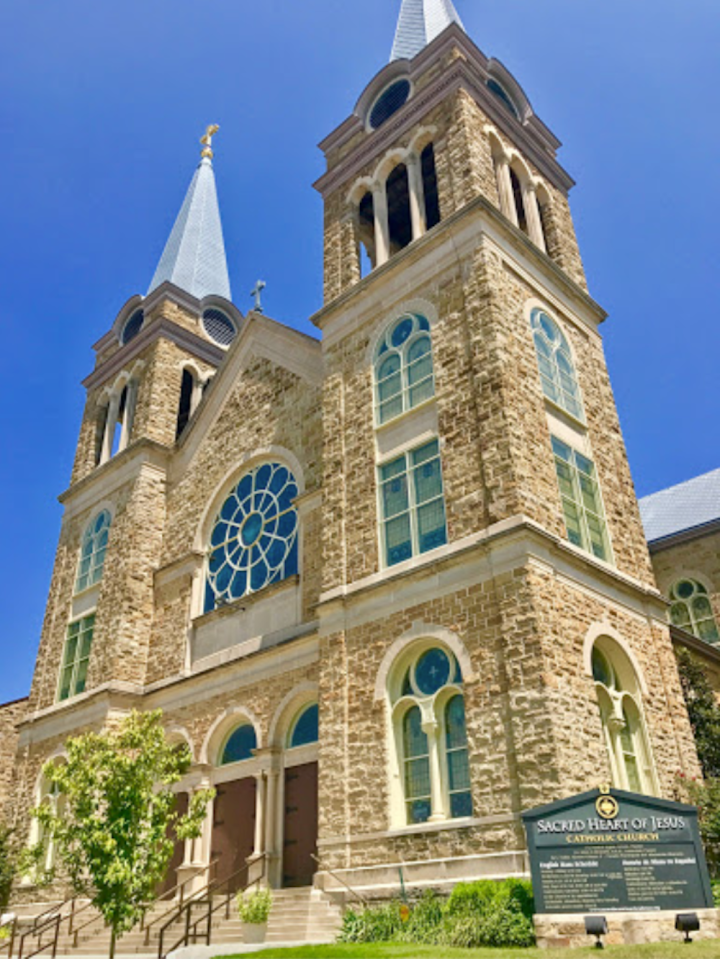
<box><xmin>423</xmin><ymin>720</ymin><xmax>446</xmax><ymax>823</ymax></box>
<box><xmin>372</xmin><ymin>182</ymin><xmax>391</xmax><ymax>266</ymax></box>
<box><xmin>522</xmin><ymin>181</ymin><xmax>546</xmax><ymax>251</ymax></box>
<box><xmin>494</xmin><ymin>154</ymin><xmax>518</xmax><ymax>226</ymax></box>
<box><xmin>177</xmin><ymin>775</ymin><xmax>214</xmax><ymax>896</ymax></box>
<box><xmin>190</xmin><ymin>376</ymin><xmax>204</xmax><ymax>417</ymax></box>
<box><xmin>253</xmin><ymin>771</ymin><xmax>267</xmax><ymax>858</ymax></box>
<box><xmin>100</xmin><ymin>391</ymin><xmax>121</xmax><ymax>464</ymax></box>
<box><xmin>118</xmin><ymin>380</ymin><xmax>137</xmax><ymax>453</ymax></box>
<box><xmin>406</xmin><ymin>153</ymin><xmax>427</xmax><ymax>241</ymax></box>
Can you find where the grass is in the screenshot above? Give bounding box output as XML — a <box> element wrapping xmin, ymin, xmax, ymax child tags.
<box><xmin>221</xmin><ymin>942</ymin><xmax>720</xmax><ymax>959</ymax></box>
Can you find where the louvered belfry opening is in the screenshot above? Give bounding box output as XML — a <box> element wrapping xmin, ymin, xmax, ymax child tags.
<box><xmin>386</xmin><ymin>163</ymin><xmax>413</xmax><ymax>254</ymax></box>
<box><xmin>176</xmin><ymin>369</ymin><xmax>194</xmax><ymax>439</ymax></box>
<box><xmin>510</xmin><ymin>167</ymin><xmax>528</xmax><ymax>235</ymax></box>
<box><xmin>358</xmin><ymin>191</ymin><xmax>377</xmax><ymax>274</ymax></box>
<box><xmin>421</xmin><ymin>143</ymin><xmax>440</xmax><ymax>229</ymax></box>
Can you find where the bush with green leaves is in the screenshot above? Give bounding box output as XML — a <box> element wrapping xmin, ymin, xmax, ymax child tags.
<box><xmin>0</xmin><ymin>926</ymin><xmax>10</xmax><ymax>941</ymax></box>
<box><xmin>0</xmin><ymin>824</ymin><xmax>18</xmax><ymax>911</ymax></box>
<box><xmin>337</xmin><ymin>879</ymin><xmax>535</xmax><ymax>948</ymax></box>
<box><xmin>236</xmin><ymin>888</ymin><xmax>272</xmax><ymax>925</ymax></box>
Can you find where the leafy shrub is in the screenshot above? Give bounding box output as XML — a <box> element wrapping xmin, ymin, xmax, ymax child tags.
<box><xmin>337</xmin><ymin>879</ymin><xmax>535</xmax><ymax>948</ymax></box>
<box><xmin>0</xmin><ymin>927</ymin><xmax>10</xmax><ymax>942</ymax></box>
<box><xmin>236</xmin><ymin>888</ymin><xmax>272</xmax><ymax>924</ymax></box>
<box><xmin>712</xmin><ymin>879</ymin><xmax>720</xmax><ymax>907</ymax></box>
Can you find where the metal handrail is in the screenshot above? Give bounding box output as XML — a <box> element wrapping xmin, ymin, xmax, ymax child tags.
<box><xmin>311</xmin><ymin>854</ymin><xmax>368</xmax><ymax>906</ymax></box>
<box><xmin>141</xmin><ymin>859</ymin><xmax>219</xmax><ymax>942</ymax></box>
<box><xmin>18</xmin><ymin>914</ymin><xmax>60</xmax><ymax>959</ymax></box>
<box><xmin>0</xmin><ymin>917</ymin><xmax>18</xmax><ymax>958</ymax></box>
<box><xmin>158</xmin><ymin>855</ymin><xmax>266</xmax><ymax>959</ymax></box>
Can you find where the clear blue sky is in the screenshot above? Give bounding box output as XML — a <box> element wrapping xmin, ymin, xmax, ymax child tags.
<box><xmin>1</xmin><ymin>0</ymin><xmax>718</xmax><ymax>705</ymax></box>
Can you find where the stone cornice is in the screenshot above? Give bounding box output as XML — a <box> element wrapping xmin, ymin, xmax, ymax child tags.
<box><xmin>83</xmin><ymin>317</ymin><xmax>225</xmax><ymax>392</ymax></box>
<box><xmin>58</xmin><ymin>439</ymin><xmax>170</xmax><ymax>513</ymax></box>
<box><xmin>311</xmin><ymin>193</ymin><xmax>605</xmax><ymax>341</ymax></box>
<box><xmin>315</xmin><ymin>26</ymin><xmax>573</xmax><ymax>199</ymax></box>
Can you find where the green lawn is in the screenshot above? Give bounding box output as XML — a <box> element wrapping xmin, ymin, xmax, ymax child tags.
<box><xmin>223</xmin><ymin>941</ymin><xmax>720</xmax><ymax>959</ymax></box>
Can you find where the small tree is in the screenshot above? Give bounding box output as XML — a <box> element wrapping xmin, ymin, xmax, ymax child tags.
<box><xmin>676</xmin><ymin>649</ymin><xmax>720</xmax><ymax>778</ymax></box>
<box><xmin>29</xmin><ymin>710</ymin><xmax>213</xmax><ymax>958</ymax></box>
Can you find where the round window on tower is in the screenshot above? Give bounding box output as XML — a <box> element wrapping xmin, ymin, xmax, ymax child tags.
<box><xmin>121</xmin><ymin>309</ymin><xmax>144</xmax><ymax>345</ymax></box>
<box><xmin>202</xmin><ymin>308</ymin><xmax>237</xmax><ymax>348</ymax></box>
<box><xmin>369</xmin><ymin>79</ymin><xmax>412</xmax><ymax>130</ymax></box>
<box><xmin>486</xmin><ymin>78</ymin><xmax>520</xmax><ymax>120</ymax></box>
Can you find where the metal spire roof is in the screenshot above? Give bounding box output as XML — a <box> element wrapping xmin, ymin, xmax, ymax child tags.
<box><xmin>391</xmin><ymin>0</ymin><xmax>465</xmax><ymax>61</ymax></box>
<box><xmin>148</xmin><ymin>127</ymin><xmax>231</xmax><ymax>301</ymax></box>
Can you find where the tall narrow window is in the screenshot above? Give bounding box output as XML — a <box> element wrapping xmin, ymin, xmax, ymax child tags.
<box><xmin>76</xmin><ymin>511</ymin><xmax>111</xmax><ymax>593</ymax></box>
<box><xmin>58</xmin><ymin>614</ymin><xmax>94</xmax><ymax>701</ymax></box>
<box><xmin>530</xmin><ymin>309</ymin><xmax>583</xmax><ymax>419</ymax></box>
<box><xmin>379</xmin><ymin>440</ymin><xmax>447</xmax><ymax>567</ymax></box>
<box><xmin>110</xmin><ymin>387</ymin><xmax>128</xmax><ymax>458</ymax></box>
<box><xmin>552</xmin><ymin>437</ymin><xmax>611</xmax><ymax>562</ymax></box>
<box><xmin>391</xmin><ymin>646</ymin><xmax>471</xmax><ymax>826</ymax></box>
<box><xmin>374</xmin><ymin>314</ymin><xmax>435</xmax><ymax>424</ymax></box>
<box><xmin>591</xmin><ymin>641</ymin><xmax>655</xmax><ymax>795</ymax></box>
<box><xmin>421</xmin><ymin>144</ymin><xmax>440</xmax><ymax>230</ymax></box>
<box><xmin>510</xmin><ymin>168</ymin><xmax>527</xmax><ymax>234</ymax></box>
<box><xmin>205</xmin><ymin>462</ymin><xmax>299</xmax><ymax>612</ymax></box>
<box><xmin>176</xmin><ymin>369</ymin><xmax>195</xmax><ymax>439</ymax></box>
<box><xmin>669</xmin><ymin>579</ymin><xmax>720</xmax><ymax>643</ymax></box>
<box><xmin>386</xmin><ymin>164</ymin><xmax>413</xmax><ymax>255</ymax></box>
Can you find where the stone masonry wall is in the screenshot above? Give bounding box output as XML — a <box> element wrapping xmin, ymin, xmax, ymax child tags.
<box><xmin>650</xmin><ymin>530</ymin><xmax>720</xmax><ymax>636</ymax></box>
<box><xmin>0</xmin><ymin>699</ymin><xmax>27</xmax><ymax>823</ymax></box>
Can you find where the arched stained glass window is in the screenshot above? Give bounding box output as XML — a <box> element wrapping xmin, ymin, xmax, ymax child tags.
<box><xmin>391</xmin><ymin>645</ymin><xmax>471</xmax><ymax>826</ymax></box>
<box><xmin>591</xmin><ymin>641</ymin><xmax>656</xmax><ymax>795</ymax></box>
<box><xmin>205</xmin><ymin>462</ymin><xmax>299</xmax><ymax>612</ymax></box>
<box><xmin>289</xmin><ymin>703</ymin><xmax>319</xmax><ymax>748</ymax></box>
<box><xmin>76</xmin><ymin>510</ymin><xmax>111</xmax><ymax>593</ymax></box>
<box><xmin>375</xmin><ymin>314</ymin><xmax>435</xmax><ymax>424</ymax></box>
<box><xmin>530</xmin><ymin>308</ymin><xmax>584</xmax><ymax>420</ymax></box>
<box><xmin>220</xmin><ymin>724</ymin><xmax>257</xmax><ymax>765</ymax></box>
<box><xmin>669</xmin><ymin>579</ymin><xmax>720</xmax><ymax>643</ymax></box>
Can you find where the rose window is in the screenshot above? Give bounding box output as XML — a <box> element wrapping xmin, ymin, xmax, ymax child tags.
<box><xmin>205</xmin><ymin>462</ymin><xmax>299</xmax><ymax>612</ymax></box>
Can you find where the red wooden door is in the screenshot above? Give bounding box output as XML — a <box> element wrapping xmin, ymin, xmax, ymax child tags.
<box><xmin>283</xmin><ymin>762</ymin><xmax>318</xmax><ymax>888</ymax></box>
<box><xmin>157</xmin><ymin>792</ymin><xmax>189</xmax><ymax>899</ymax></box>
<box><xmin>211</xmin><ymin>777</ymin><xmax>256</xmax><ymax>891</ymax></box>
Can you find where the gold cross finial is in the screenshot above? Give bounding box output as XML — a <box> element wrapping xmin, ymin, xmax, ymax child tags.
<box><xmin>200</xmin><ymin>124</ymin><xmax>220</xmax><ymax>159</ymax></box>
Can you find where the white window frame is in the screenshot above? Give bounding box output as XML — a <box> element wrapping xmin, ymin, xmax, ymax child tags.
<box><xmin>374</xmin><ymin>314</ymin><xmax>435</xmax><ymax>427</ymax></box>
<box><xmin>551</xmin><ymin>435</ymin><xmax>613</xmax><ymax>564</ymax></box>
<box><xmin>57</xmin><ymin>613</ymin><xmax>95</xmax><ymax>702</ymax></box>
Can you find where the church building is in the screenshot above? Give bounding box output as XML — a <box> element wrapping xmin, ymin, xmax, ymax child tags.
<box><xmin>1</xmin><ymin>0</ymin><xmax>705</xmax><ymax>906</ymax></box>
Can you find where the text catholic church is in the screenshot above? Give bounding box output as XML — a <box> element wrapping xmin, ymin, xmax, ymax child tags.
<box><xmin>0</xmin><ymin>0</ymin><xmax>703</xmax><ymax>900</ymax></box>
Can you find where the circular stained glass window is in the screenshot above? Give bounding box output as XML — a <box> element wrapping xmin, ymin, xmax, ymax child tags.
<box><xmin>369</xmin><ymin>79</ymin><xmax>411</xmax><ymax>130</ymax></box>
<box><xmin>205</xmin><ymin>461</ymin><xmax>299</xmax><ymax>611</ymax></box>
<box><xmin>415</xmin><ymin>648</ymin><xmax>452</xmax><ymax>696</ymax></box>
<box><xmin>121</xmin><ymin>309</ymin><xmax>144</xmax><ymax>345</ymax></box>
<box><xmin>203</xmin><ymin>308</ymin><xmax>237</xmax><ymax>347</ymax></box>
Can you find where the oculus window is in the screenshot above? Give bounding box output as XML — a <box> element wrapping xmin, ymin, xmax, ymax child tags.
<box><xmin>220</xmin><ymin>724</ymin><xmax>257</xmax><ymax>765</ymax></box>
<box><xmin>669</xmin><ymin>579</ymin><xmax>719</xmax><ymax>643</ymax></box>
<box><xmin>202</xmin><ymin>308</ymin><xmax>237</xmax><ymax>348</ymax></box>
<box><xmin>75</xmin><ymin>510</ymin><xmax>111</xmax><ymax>593</ymax></box>
<box><xmin>205</xmin><ymin>462</ymin><xmax>299</xmax><ymax>612</ymax></box>
<box><xmin>369</xmin><ymin>79</ymin><xmax>411</xmax><ymax>130</ymax></box>
<box><xmin>486</xmin><ymin>78</ymin><xmax>520</xmax><ymax>120</ymax></box>
<box><xmin>379</xmin><ymin>439</ymin><xmax>447</xmax><ymax>567</ymax></box>
<box><xmin>58</xmin><ymin>614</ymin><xmax>94</xmax><ymax>702</ymax></box>
<box><xmin>531</xmin><ymin>309</ymin><xmax>584</xmax><ymax>420</ymax></box>
<box><xmin>391</xmin><ymin>646</ymin><xmax>472</xmax><ymax>825</ymax></box>
<box><xmin>375</xmin><ymin>313</ymin><xmax>434</xmax><ymax>424</ymax></box>
<box><xmin>121</xmin><ymin>309</ymin><xmax>144</xmax><ymax>345</ymax></box>
<box><xmin>552</xmin><ymin>437</ymin><xmax>611</xmax><ymax>563</ymax></box>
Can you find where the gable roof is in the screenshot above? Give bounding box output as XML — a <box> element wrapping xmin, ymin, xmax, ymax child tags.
<box><xmin>639</xmin><ymin>468</ymin><xmax>720</xmax><ymax>544</ymax></box>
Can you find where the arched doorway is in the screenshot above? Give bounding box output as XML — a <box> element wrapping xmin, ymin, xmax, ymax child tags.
<box><xmin>282</xmin><ymin>703</ymin><xmax>319</xmax><ymax>888</ymax></box>
<box><xmin>210</xmin><ymin>723</ymin><xmax>259</xmax><ymax>890</ymax></box>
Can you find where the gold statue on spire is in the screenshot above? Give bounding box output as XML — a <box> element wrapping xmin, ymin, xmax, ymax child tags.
<box><xmin>200</xmin><ymin>124</ymin><xmax>220</xmax><ymax>159</ymax></box>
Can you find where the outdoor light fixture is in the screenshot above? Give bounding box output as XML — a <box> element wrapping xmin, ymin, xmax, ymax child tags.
<box><xmin>675</xmin><ymin>913</ymin><xmax>700</xmax><ymax>944</ymax></box>
<box><xmin>584</xmin><ymin>915</ymin><xmax>608</xmax><ymax>949</ymax></box>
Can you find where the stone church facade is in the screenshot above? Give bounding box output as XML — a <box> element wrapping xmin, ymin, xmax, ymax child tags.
<box><xmin>1</xmin><ymin>0</ymin><xmax>708</xmax><ymax>902</ymax></box>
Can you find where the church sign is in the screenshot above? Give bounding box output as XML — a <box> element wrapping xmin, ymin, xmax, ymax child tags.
<box><xmin>522</xmin><ymin>787</ymin><xmax>713</xmax><ymax>914</ymax></box>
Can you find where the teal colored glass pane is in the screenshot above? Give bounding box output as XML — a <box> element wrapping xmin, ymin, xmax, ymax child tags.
<box><xmin>407</xmin><ymin>335</ymin><xmax>431</xmax><ymax>364</ymax></box>
<box><xmin>386</xmin><ymin>515</ymin><xmax>412</xmax><ymax>566</ymax></box>
<box><xmin>75</xmin><ymin>661</ymin><xmax>89</xmax><ymax>695</ymax></box>
<box><xmin>405</xmin><ymin>757</ymin><xmax>431</xmax><ymax>799</ymax></box>
<box><xmin>670</xmin><ymin>603</ymin><xmax>691</xmax><ymax>628</ymax></box>
<box><xmin>554</xmin><ymin>458</ymin><xmax>575</xmax><ymax>501</ymax></box>
<box><xmin>561</xmin><ymin>500</ymin><xmax>584</xmax><ymax>548</ymax></box>
<box><xmin>407</xmin><ymin>798</ymin><xmax>431</xmax><ymax>824</ymax></box>
<box><xmin>592</xmin><ymin>649</ymin><xmax>613</xmax><ymax>688</ymax></box>
<box><xmin>391</xmin><ymin>317</ymin><xmax>414</xmax><ymax>347</ymax></box>
<box><xmin>450</xmin><ymin>791</ymin><xmax>473</xmax><ymax>819</ymax></box>
<box><xmin>291</xmin><ymin>704</ymin><xmax>319</xmax><ymax>747</ymax></box>
<box><xmin>403</xmin><ymin>706</ymin><xmax>428</xmax><ymax>758</ymax></box>
<box><xmin>575</xmin><ymin>452</ymin><xmax>594</xmax><ymax>477</ymax></box>
<box><xmin>413</xmin><ymin>457</ymin><xmax>442</xmax><ymax>504</ymax></box>
<box><xmin>221</xmin><ymin>724</ymin><xmax>257</xmax><ymax>764</ymax></box>
<box><xmin>409</xmin><ymin>379</ymin><xmax>435</xmax><ymax>408</ymax></box>
<box><xmin>551</xmin><ymin>436</ymin><xmax>571</xmax><ymax>461</ymax></box>
<box><xmin>447</xmin><ymin>750</ymin><xmax>471</xmax><ymax>792</ymax></box>
<box><xmin>415</xmin><ymin>649</ymin><xmax>451</xmax><ymax>695</ymax></box>
<box><xmin>407</xmin><ymin>353</ymin><xmax>432</xmax><ymax>388</ymax></box>
<box><xmin>417</xmin><ymin>500</ymin><xmax>447</xmax><ymax>553</ymax></box>
<box><xmin>445</xmin><ymin>695</ymin><xmax>468</xmax><ymax>749</ymax></box>
<box><xmin>379</xmin><ymin>395</ymin><xmax>404</xmax><ymax>423</ymax></box>
<box><xmin>64</xmin><ymin>635</ymin><xmax>78</xmax><ymax>664</ymax></box>
<box><xmin>240</xmin><ymin>512</ymin><xmax>263</xmax><ymax>546</ymax></box>
<box><xmin>417</xmin><ymin>316</ymin><xmax>430</xmax><ymax>331</ymax></box>
<box><xmin>381</xmin><ymin>457</ymin><xmax>406</xmax><ymax>481</ymax></box>
<box><xmin>378</xmin><ymin>371</ymin><xmax>402</xmax><ymax>403</ymax></box>
<box><xmin>382</xmin><ymin>473</ymin><xmax>409</xmax><ymax>519</ymax></box>
<box><xmin>59</xmin><ymin>668</ymin><xmax>73</xmax><ymax>702</ymax></box>
<box><xmin>676</xmin><ymin>580</ymin><xmax>695</xmax><ymax>601</ymax></box>
<box><xmin>538</xmin><ymin>312</ymin><xmax>557</xmax><ymax>342</ymax></box>
<box><xmin>412</xmin><ymin>440</ymin><xmax>439</xmax><ymax>466</ymax></box>
<box><xmin>698</xmin><ymin>618</ymin><xmax>720</xmax><ymax>642</ymax></box>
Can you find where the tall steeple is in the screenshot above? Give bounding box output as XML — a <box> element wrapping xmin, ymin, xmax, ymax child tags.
<box><xmin>148</xmin><ymin>125</ymin><xmax>231</xmax><ymax>301</ymax></box>
<box><xmin>391</xmin><ymin>0</ymin><xmax>465</xmax><ymax>62</ymax></box>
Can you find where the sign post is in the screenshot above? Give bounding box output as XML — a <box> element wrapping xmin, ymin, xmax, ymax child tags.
<box><xmin>522</xmin><ymin>786</ymin><xmax>713</xmax><ymax>915</ymax></box>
